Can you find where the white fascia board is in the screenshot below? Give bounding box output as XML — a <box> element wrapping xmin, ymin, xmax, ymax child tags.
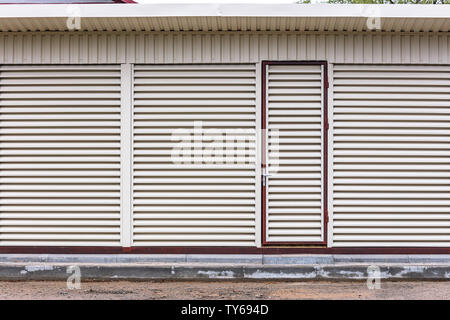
<box><xmin>0</xmin><ymin>4</ymin><xmax>449</xmax><ymax>19</ymax></box>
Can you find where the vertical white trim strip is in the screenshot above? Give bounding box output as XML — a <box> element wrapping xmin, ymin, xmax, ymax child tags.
<box><xmin>255</xmin><ymin>61</ymin><xmax>262</xmax><ymax>248</ymax></box>
<box><xmin>327</xmin><ymin>63</ymin><xmax>334</xmax><ymax>248</ymax></box>
<box><xmin>120</xmin><ymin>63</ymin><xmax>133</xmax><ymax>247</ymax></box>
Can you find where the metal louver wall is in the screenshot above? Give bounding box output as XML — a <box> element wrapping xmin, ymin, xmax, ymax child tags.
<box><xmin>265</xmin><ymin>63</ymin><xmax>325</xmax><ymax>244</ymax></box>
<box><xmin>133</xmin><ymin>64</ymin><xmax>257</xmax><ymax>246</ymax></box>
<box><xmin>2</xmin><ymin>33</ymin><xmax>450</xmax><ymax>65</ymax></box>
<box><xmin>333</xmin><ymin>64</ymin><xmax>450</xmax><ymax>247</ymax></box>
<box><xmin>0</xmin><ymin>65</ymin><xmax>122</xmax><ymax>246</ymax></box>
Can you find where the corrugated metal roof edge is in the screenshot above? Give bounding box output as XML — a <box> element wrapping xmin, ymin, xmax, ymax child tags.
<box><xmin>0</xmin><ymin>4</ymin><xmax>449</xmax><ymax>19</ymax></box>
<box><xmin>1</xmin><ymin>4</ymin><xmax>449</xmax><ymax>33</ymax></box>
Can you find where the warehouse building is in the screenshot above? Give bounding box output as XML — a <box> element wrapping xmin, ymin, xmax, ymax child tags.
<box><xmin>0</xmin><ymin>3</ymin><xmax>449</xmax><ymax>253</ymax></box>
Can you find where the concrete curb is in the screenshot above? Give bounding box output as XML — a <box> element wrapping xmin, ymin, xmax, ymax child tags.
<box><xmin>2</xmin><ymin>254</ymin><xmax>450</xmax><ymax>264</ymax></box>
<box><xmin>1</xmin><ymin>255</ymin><xmax>450</xmax><ymax>280</ymax></box>
<box><xmin>1</xmin><ymin>262</ymin><xmax>450</xmax><ymax>281</ymax></box>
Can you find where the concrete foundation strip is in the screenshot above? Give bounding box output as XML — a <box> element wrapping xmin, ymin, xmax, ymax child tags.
<box><xmin>0</xmin><ymin>255</ymin><xmax>450</xmax><ymax>280</ymax></box>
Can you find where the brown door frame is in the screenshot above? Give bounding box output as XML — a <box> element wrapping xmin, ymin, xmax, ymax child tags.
<box><xmin>261</xmin><ymin>60</ymin><xmax>329</xmax><ymax>246</ymax></box>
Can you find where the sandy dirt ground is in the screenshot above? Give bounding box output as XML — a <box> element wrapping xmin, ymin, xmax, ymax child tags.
<box><xmin>0</xmin><ymin>280</ymin><xmax>449</xmax><ymax>300</ymax></box>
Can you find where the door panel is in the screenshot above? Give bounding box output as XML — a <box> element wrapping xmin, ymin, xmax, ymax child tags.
<box><xmin>263</xmin><ymin>62</ymin><xmax>327</xmax><ymax>245</ymax></box>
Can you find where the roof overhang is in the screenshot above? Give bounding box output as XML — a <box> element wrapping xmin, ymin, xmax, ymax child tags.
<box><xmin>0</xmin><ymin>3</ymin><xmax>449</xmax><ymax>33</ymax></box>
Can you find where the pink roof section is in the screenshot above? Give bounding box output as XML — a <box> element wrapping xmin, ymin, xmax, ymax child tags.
<box><xmin>0</xmin><ymin>0</ymin><xmax>136</xmax><ymax>3</ymax></box>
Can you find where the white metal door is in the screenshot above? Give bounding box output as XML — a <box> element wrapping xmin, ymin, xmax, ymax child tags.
<box><xmin>333</xmin><ymin>64</ymin><xmax>450</xmax><ymax>247</ymax></box>
<box><xmin>0</xmin><ymin>65</ymin><xmax>122</xmax><ymax>246</ymax></box>
<box><xmin>264</xmin><ymin>62</ymin><xmax>327</xmax><ymax>245</ymax></box>
<box><xmin>132</xmin><ymin>64</ymin><xmax>257</xmax><ymax>246</ymax></box>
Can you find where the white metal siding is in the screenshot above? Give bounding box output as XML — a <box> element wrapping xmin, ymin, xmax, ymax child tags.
<box><xmin>1</xmin><ymin>32</ymin><xmax>450</xmax><ymax>65</ymax></box>
<box><xmin>0</xmin><ymin>65</ymin><xmax>122</xmax><ymax>246</ymax></box>
<box><xmin>333</xmin><ymin>64</ymin><xmax>450</xmax><ymax>247</ymax></box>
<box><xmin>132</xmin><ymin>64</ymin><xmax>257</xmax><ymax>246</ymax></box>
<box><xmin>266</xmin><ymin>64</ymin><xmax>324</xmax><ymax>243</ymax></box>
